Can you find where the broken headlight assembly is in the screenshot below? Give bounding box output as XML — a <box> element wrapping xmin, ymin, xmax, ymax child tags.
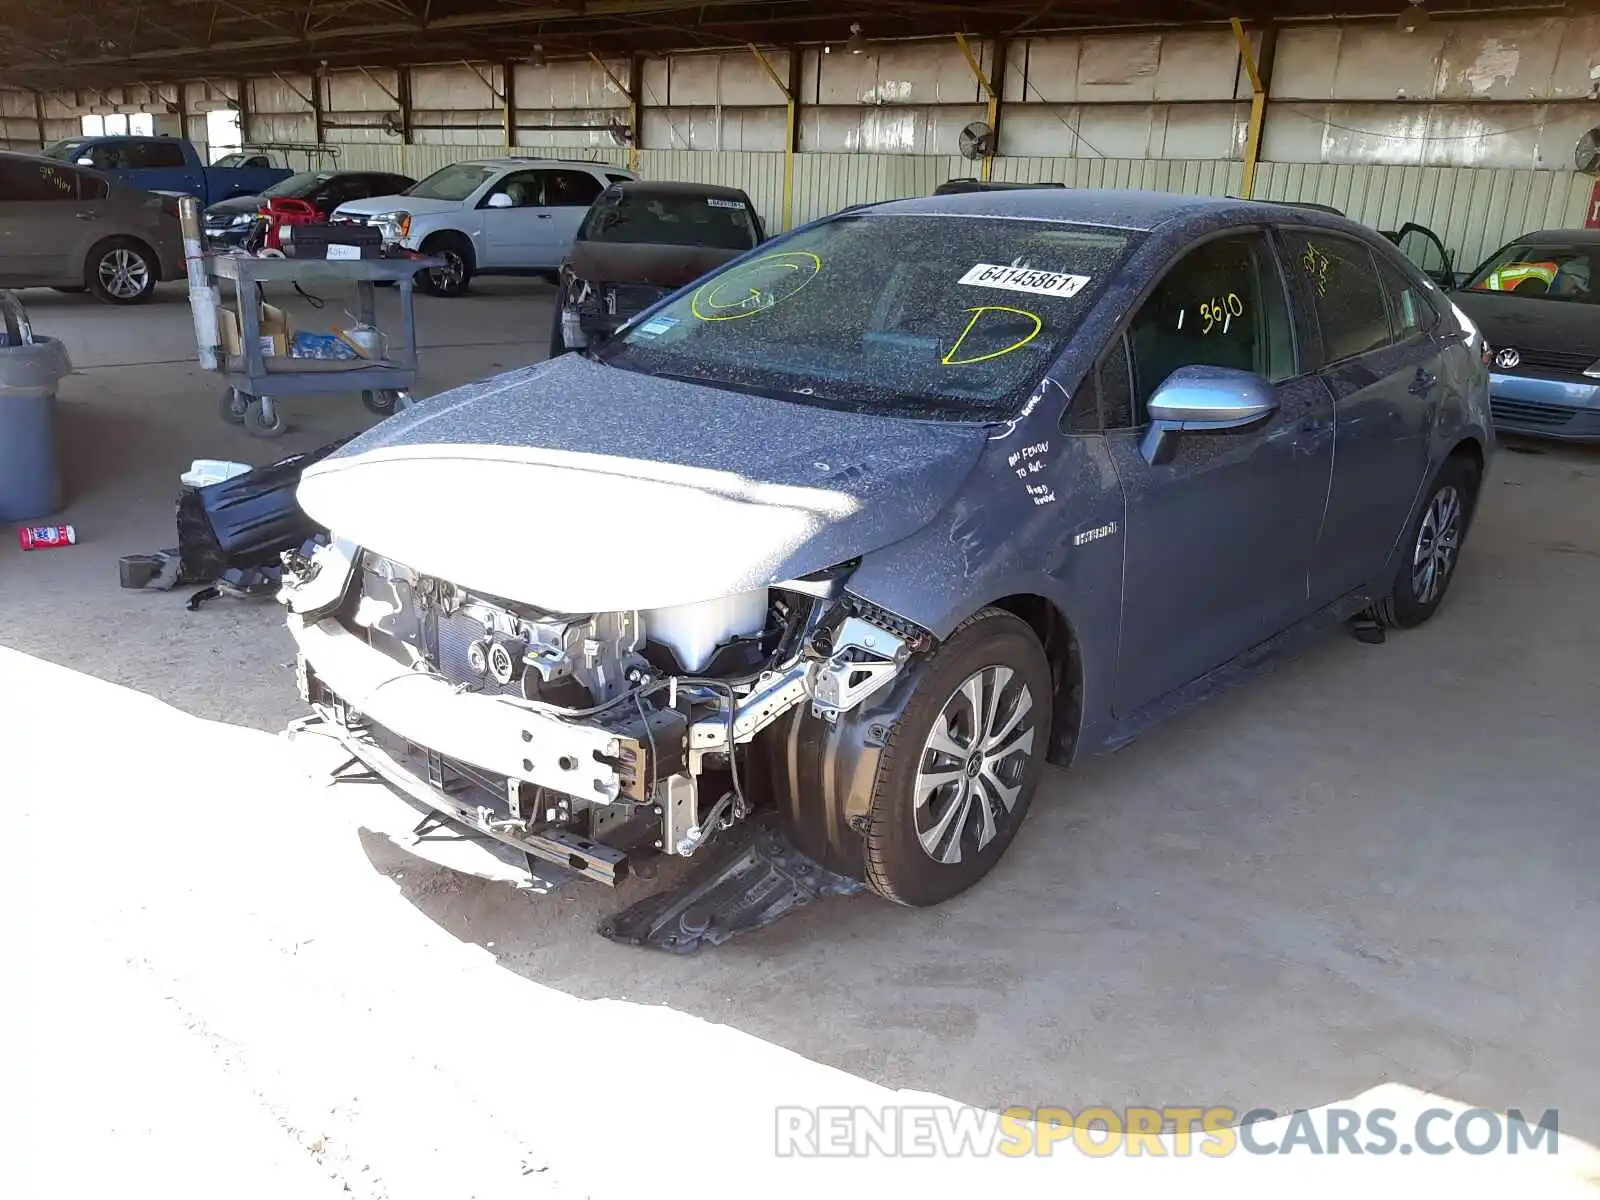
<box><xmin>559</xmin><ymin>269</ymin><xmax>595</xmax><ymax>348</ymax></box>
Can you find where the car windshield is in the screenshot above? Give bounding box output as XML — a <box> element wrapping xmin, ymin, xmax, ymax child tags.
<box><xmin>1466</xmin><ymin>240</ymin><xmax>1596</xmax><ymax>303</ymax></box>
<box><xmin>596</xmin><ymin>213</ymin><xmax>1135</xmax><ymax>421</ymax></box>
<box><xmin>41</xmin><ymin>140</ymin><xmax>83</xmax><ymax>162</ymax></box>
<box><xmin>263</xmin><ymin>171</ymin><xmax>329</xmax><ymax>197</ymax></box>
<box><xmin>405</xmin><ymin>164</ymin><xmax>495</xmax><ymax>201</ymax></box>
<box><xmin>579</xmin><ymin>190</ymin><xmax>759</xmax><ymax>250</ymax></box>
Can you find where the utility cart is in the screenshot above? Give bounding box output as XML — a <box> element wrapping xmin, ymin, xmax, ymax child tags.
<box><xmin>203</xmin><ymin>253</ymin><xmax>442</xmax><ymax>438</ymax></box>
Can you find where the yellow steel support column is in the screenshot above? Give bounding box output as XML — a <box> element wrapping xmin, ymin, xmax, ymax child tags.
<box><xmin>955</xmin><ymin>33</ymin><xmax>999</xmax><ymax>182</ymax></box>
<box><xmin>749</xmin><ymin>44</ymin><xmax>794</xmax><ymax>231</ymax></box>
<box><xmin>1232</xmin><ymin>17</ymin><xmax>1267</xmax><ymax>199</ymax></box>
<box><xmin>590</xmin><ymin>52</ymin><xmax>639</xmax><ymax>172</ymax></box>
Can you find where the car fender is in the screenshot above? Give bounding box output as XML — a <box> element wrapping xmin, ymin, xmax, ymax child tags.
<box><xmin>842</xmin><ymin>423</ymin><xmax>1126</xmax><ymax>761</ymax></box>
<box><xmin>405</xmin><ymin>214</ymin><xmax>470</xmax><ymax>254</ymax></box>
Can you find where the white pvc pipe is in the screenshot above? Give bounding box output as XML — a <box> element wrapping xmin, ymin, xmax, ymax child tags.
<box><xmin>179</xmin><ymin>196</ymin><xmax>219</xmax><ymax>371</ymax></box>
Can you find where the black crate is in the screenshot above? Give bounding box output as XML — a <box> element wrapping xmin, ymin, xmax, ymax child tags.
<box><xmin>281</xmin><ymin>222</ymin><xmax>382</xmax><ymax>260</ymax></box>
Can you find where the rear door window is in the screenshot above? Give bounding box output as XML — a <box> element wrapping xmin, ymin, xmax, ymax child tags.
<box><xmin>1278</xmin><ymin>231</ymin><xmax>1394</xmax><ymax>365</ymax></box>
<box><xmin>127</xmin><ymin>140</ymin><xmax>187</xmax><ymax>169</ymax></box>
<box><xmin>539</xmin><ymin>169</ymin><xmax>604</xmax><ymax>208</ymax></box>
<box><xmin>0</xmin><ymin>160</ymin><xmax>81</xmax><ymax>202</ymax></box>
<box><xmin>1375</xmin><ymin>259</ymin><xmax>1438</xmax><ymax>341</ymax></box>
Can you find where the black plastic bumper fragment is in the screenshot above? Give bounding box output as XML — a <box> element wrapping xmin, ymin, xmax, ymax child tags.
<box><xmin>598</xmin><ymin>818</ymin><xmax>862</xmax><ymax>953</ymax></box>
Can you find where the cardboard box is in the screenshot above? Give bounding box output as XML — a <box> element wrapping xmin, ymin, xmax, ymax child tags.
<box><xmin>218</xmin><ymin>302</ymin><xmax>292</xmax><ymax>359</ymax></box>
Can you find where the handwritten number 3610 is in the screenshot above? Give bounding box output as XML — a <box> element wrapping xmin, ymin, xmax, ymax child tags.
<box><xmin>1198</xmin><ymin>292</ymin><xmax>1245</xmax><ymax>335</ymax></box>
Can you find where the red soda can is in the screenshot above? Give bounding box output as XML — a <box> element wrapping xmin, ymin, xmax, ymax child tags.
<box><xmin>18</xmin><ymin>524</ymin><xmax>77</xmax><ymax>550</ymax></box>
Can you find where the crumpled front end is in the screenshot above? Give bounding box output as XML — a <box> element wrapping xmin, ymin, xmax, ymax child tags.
<box><xmin>281</xmin><ymin>538</ymin><xmax>925</xmax><ymax>885</ymax></box>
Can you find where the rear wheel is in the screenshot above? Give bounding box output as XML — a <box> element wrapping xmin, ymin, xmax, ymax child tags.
<box><xmin>858</xmin><ymin>608</ymin><xmax>1053</xmax><ymax>907</ymax></box>
<box><xmin>1370</xmin><ymin>455</ymin><xmax>1479</xmax><ymax>629</ymax></box>
<box><xmin>87</xmin><ymin>237</ymin><xmax>157</xmax><ymax>304</ymax></box>
<box><xmin>417</xmin><ymin>233</ymin><xmax>473</xmax><ymax>297</ymax></box>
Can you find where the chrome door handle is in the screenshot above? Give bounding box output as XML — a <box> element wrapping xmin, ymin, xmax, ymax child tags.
<box><xmin>74</xmin><ymin>212</ymin><xmax>99</xmax><ymax>220</ymax></box>
<box><xmin>536</xmin><ymin>213</ymin><xmax>553</xmax><ymax>219</ymax></box>
<box><xmin>1408</xmin><ymin>370</ymin><xmax>1438</xmax><ymax>394</ymax></box>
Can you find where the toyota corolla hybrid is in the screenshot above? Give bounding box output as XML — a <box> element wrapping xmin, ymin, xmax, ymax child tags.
<box><xmin>284</xmin><ymin>189</ymin><xmax>1492</xmax><ymax>907</ymax></box>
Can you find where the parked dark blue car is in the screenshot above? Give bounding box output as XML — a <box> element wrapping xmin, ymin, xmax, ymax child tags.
<box><xmin>284</xmin><ymin>189</ymin><xmax>1494</xmax><ymax>909</ymax></box>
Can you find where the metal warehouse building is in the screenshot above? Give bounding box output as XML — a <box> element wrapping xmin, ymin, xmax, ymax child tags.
<box><xmin>2</xmin><ymin>1</ymin><xmax>1598</xmax><ymax>272</ymax></box>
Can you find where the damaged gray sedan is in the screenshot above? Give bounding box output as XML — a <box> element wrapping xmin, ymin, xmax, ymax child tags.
<box><xmin>285</xmin><ymin>189</ymin><xmax>1491</xmax><ymax>907</ymax></box>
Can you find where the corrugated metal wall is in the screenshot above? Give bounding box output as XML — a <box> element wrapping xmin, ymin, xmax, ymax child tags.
<box><xmin>4</xmin><ymin>15</ymin><xmax>1594</xmax><ymax>270</ymax></box>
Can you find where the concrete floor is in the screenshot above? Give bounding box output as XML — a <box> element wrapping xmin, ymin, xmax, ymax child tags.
<box><xmin>2</xmin><ymin>281</ymin><xmax>1599</xmax><ymax>1192</ymax></box>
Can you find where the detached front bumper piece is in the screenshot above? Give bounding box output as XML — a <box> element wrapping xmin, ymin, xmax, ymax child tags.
<box><xmin>288</xmin><ymin>615</ymin><xmax>636</xmax><ymax>884</ymax></box>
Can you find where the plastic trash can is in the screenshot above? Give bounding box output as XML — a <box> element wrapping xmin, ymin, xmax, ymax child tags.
<box><xmin>0</xmin><ymin>293</ymin><xmax>72</xmax><ymax>522</ymax></box>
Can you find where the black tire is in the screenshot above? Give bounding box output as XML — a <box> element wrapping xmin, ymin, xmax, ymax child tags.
<box><xmin>1370</xmin><ymin>454</ymin><xmax>1479</xmax><ymax>629</ymax></box>
<box><xmin>361</xmin><ymin>389</ymin><xmax>402</xmax><ymax>415</ymax></box>
<box><xmin>86</xmin><ymin>237</ymin><xmax>158</xmax><ymax>305</ymax></box>
<box><xmin>219</xmin><ymin>387</ymin><xmax>248</xmax><ymax>425</ymax></box>
<box><xmin>859</xmin><ymin>608</ymin><xmax>1053</xmax><ymax>907</ymax></box>
<box><xmin>416</xmin><ymin>233</ymin><xmax>473</xmax><ymax>297</ymax></box>
<box><xmin>243</xmin><ymin>398</ymin><xmax>287</xmax><ymax>438</ymax></box>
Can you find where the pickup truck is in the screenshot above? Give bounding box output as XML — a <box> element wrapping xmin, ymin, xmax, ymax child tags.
<box><xmin>40</xmin><ymin>136</ymin><xmax>291</xmax><ymax>206</ymax></box>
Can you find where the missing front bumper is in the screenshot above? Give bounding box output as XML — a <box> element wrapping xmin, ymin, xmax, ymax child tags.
<box><xmin>290</xmin><ymin>701</ymin><xmax>633</xmax><ymax>886</ymax></box>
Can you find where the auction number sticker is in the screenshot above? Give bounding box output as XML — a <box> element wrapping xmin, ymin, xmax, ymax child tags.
<box><xmin>706</xmin><ymin>197</ymin><xmax>747</xmax><ymax>209</ymax></box>
<box><xmin>959</xmin><ymin>263</ymin><xmax>1090</xmax><ymax>299</ymax></box>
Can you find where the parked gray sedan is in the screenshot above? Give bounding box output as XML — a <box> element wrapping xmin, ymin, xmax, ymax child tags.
<box><xmin>284</xmin><ymin>189</ymin><xmax>1494</xmax><ymax>909</ymax></box>
<box><xmin>0</xmin><ymin>152</ymin><xmax>184</xmax><ymax>304</ymax></box>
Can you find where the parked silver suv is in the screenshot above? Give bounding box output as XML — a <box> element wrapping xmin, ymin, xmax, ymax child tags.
<box><xmin>332</xmin><ymin>157</ymin><xmax>636</xmax><ymax>296</ymax></box>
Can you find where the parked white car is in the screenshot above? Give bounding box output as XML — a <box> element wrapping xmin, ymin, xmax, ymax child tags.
<box><xmin>332</xmin><ymin>157</ymin><xmax>636</xmax><ymax>296</ymax></box>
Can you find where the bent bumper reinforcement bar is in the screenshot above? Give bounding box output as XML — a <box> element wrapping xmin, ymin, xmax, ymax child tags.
<box><xmin>291</xmin><ymin>704</ymin><xmax>630</xmax><ymax>886</ymax></box>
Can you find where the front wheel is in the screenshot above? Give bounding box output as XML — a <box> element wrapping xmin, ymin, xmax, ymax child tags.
<box><xmin>416</xmin><ymin>235</ymin><xmax>473</xmax><ymax>297</ymax></box>
<box><xmin>87</xmin><ymin>238</ymin><xmax>157</xmax><ymax>304</ymax></box>
<box><xmin>1370</xmin><ymin>455</ymin><xmax>1479</xmax><ymax>629</ymax></box>
<box><xmin>858</xmin><ymin>608</ymin><xmax>1053</xmax><ymax>907</ymax></box>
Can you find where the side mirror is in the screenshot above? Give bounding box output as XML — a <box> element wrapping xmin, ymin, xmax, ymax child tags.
<box><xmin>485</xmin><ymin>192</ymin><xmax>514</xmax><ymax>209</ymax></box>
<box><xmin>1140</xmin><ymin>365</ymin><xmax>1277</xmax><ymax>465</ymax></box>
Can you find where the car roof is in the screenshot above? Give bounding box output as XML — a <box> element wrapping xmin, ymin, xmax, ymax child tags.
<box><xmin>604</xmin><ymin>180</ymin><xmax>749</xmax><ymax>200</ymax></box>
<box><xmin>1501</xmin><ymin>229</ymin><xmax>1600</xmax><ymax>245</ymax></box>
<box><xmin>469</xmin><ymin>157</ymin><xmax>632</xmax><ymax>172</ymax></box>
<box><xmin>865</xmin><ymin>186</ymin><xmax>1324</xmax><ymax>232</ymax></box>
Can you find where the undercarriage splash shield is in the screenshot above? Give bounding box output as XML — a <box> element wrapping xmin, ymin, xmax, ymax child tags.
<box><xmin>598</xmin><ymin>819</ymin><xmax>862</xmax><ymax>953</ymax></box>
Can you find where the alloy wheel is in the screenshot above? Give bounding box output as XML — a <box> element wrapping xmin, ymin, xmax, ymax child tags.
<box><xmin>98</xmin><ymin>248</ymin><xmax>150</xmax><ymax>299</ymax></box>
<box><xmin>429</xmin><ymin>252</ymin><xmax>465</xmax><ymax>293</ymax></box>
<box><xmin>914</xmin><ymin>665</ymin><xmax>1037</xmax><ymax>865</ymax></box>
<box><xmin>1412</xmin><ymin>484</ymin><xmax>1462</xmax><ymax>606</ymax></box>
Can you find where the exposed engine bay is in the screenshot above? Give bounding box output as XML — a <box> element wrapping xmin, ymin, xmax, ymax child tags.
<box><xmin>280</xmin><ymin>538</ymin><xmax>924</xmax><ymax>886</ymax></box>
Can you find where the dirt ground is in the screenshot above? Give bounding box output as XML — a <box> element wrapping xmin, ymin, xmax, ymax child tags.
<box><xmin>2</xmin><ymin>281</ymin><xmax>1598</xmax><ymax>1196</ymax></box>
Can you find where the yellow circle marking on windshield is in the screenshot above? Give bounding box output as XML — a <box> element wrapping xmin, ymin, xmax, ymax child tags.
<box><xmin>941</xmin><ymin>305</ymin><xmax>1044</xmax><ymax>366</ymax></box>
<box><xmin>690</xmin><ymin>251</ymin><xmax>823</xmax><ymax>321</ymax></box>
